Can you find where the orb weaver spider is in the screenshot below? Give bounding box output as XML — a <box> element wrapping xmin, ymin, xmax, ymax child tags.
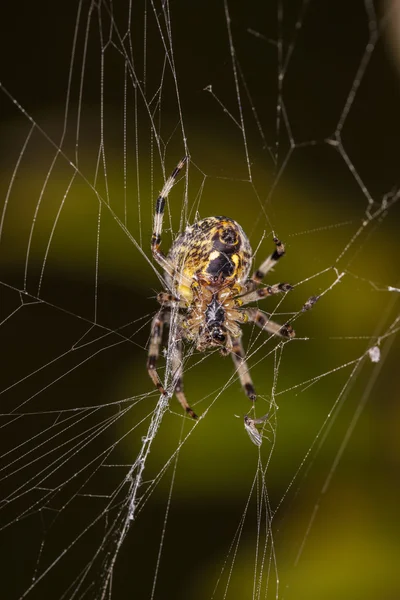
<box><xmin>147</xmin><ymin>157</ymin><xmax>295</xmax><ymax>419</ymax></box>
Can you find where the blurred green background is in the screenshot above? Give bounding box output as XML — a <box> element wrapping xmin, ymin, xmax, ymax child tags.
<box><xmin>1</xmin><ymin>1</ymin><xmax>400</xmax><ymax>599</ymax></box>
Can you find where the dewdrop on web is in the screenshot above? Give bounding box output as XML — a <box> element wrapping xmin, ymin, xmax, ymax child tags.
<box><xmin>368</xmin><ymin>346</ymin><xmax>381</xmax><ymax>363</ymax></box>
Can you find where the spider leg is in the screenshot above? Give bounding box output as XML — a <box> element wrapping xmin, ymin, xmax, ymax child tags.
<box><xmin>147</xmin><ymin>309</ymin><xmax>197</xmax><ymax>418</ymax></box>
<box><xmin>147</xmin><ymin>309</ymin><xmax>170</xmax><ymax>394</ymax></box>
<box><xmin>238</xmin><ymin>282</ymin><xmax>293</xmax><ymax>306</ymax></box>
<box><xmin>231</xmin><ymin>337</ymin><xmax>257</xmax><ymax>401</ymax></box>
<box><xmin>171</xmin><ymin>339</ymin><xmax>198</xmax><ymax>419</ymax></box>
<box><xmin>157</xmin><ymin>292</ymin><xmax>187</xmax><ymax>308</ymax></box>
<box><xmin>151</xmin><ymin>157</ymin><xmax>187</xmax><ymax>274</ymax></box>
<box><xmin>252</xmin><ymin>236</ymin><xmax>286</xmax><ymax>283</ymax></box>
<box><xmin>234</xmin><ymin>237</ymin><xmax>291</xmax><ymax>303</ymax></box>
<box><xmin>244</xmin><ymin>307</ymin><xmax>295</xmax><ymax>339</ymax></box>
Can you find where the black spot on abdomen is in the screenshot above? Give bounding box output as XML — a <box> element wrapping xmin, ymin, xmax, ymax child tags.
<box><xmin>206</xmin><ymin>252</ymin><xmax>235</xmax><ymax>278</ymax></box>
<box><xmin>212</xmin><ymin>226</ymin><xmax>241</xmax><ymax>254</ymax></box>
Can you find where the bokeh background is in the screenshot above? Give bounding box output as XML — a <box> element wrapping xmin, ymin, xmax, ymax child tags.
<box><xmin>1</xmin><ymin>1</ymin><xmax>400</xmax><ymax>599</ymax></box>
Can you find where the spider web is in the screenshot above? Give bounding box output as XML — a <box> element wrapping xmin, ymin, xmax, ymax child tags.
<box><xmin>1</xmin><ymin>1</ymin><xmax>399</xmax><ymax>598</ymax></box>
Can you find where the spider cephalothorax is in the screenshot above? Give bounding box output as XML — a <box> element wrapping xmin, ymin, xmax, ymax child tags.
<box><xmin>148</xmin><ymin>157</ymin><xmax>295</xmax><ymax>419</ymax></box>
<box><xmin>182</xmin><ymin>280</ymin><xmax>243</xmax><ymax>353</ymax></box>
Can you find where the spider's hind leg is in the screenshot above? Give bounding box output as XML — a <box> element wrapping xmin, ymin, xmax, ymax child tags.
<box><xmin>147</xmin><ymin>309</ymin><xmax>170</xmax><ymax>395</ymax></box>
<box><xmin>171</xmin><ymin>339</ymin><xmax>197</xmax><ymax>419</ymax></box>
<box><xmin>148</xmin><ymin>310</ymin><xmax>197</xmax><ymax>419</ymax></box>
<box><xmin>231</xmin><ymin>337</ymin><xmax>257</xmax><ymax>402</ymax></box>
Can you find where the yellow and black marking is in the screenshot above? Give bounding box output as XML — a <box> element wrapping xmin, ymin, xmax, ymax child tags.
<box><xmin>166</xmin><ymin>216</ymin><xmax>253</xmax><ymax>301</ymax></box>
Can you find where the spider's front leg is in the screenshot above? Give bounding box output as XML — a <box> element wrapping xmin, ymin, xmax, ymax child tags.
<box><xmin>151</xmin><ymin>157</ymin><xmax>187</xmax><ymax>275</ymax></box>
<box><xmin>253</xmin><ymin>236</ymin><xmax>286</xmax><ymax>283</ymax></box>
<box><xmin>236</xmin><ymin>236</ymin><xmax>293</xmax><ymax>305</ymax></box>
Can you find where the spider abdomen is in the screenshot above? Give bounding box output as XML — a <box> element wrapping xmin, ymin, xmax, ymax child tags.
<box><xmin>166</xmin><ymin>216</ymin><xmax>252</xmax><ymax>301</ymax></box>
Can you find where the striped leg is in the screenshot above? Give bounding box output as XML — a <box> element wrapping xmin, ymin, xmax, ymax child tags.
<box><xmin>147</xmin><ymin>310</ymin><xmax>169</xmax><ymax>394</ymax></box>
<box><xmin>252</xmin><ymin>237</ymin><xmax>286</xmax><ymax>282</ymax></box>
<box><xmin>231</xmin><ymin>337</ymin><xmax>256</xmax><ymax>401</ymax></box>
<box><xmin>238</xmin><ymin>282</ymin><xmax>293</xmax><ymax>306</ymax></box>
<box><xmin>245</xmin><ymin>307</ymin><xmax>295</xmax><ymax>339</ymax></box>
<box><xmin>147</xmin><ymin>311</ymin><xmax>197</xmax><ymax>418</ymax></box>
<box><xmin>151</xmin><ymin>156</ymin><xmax>188</xmax><ymax>273</ymax></box>
<box><xmin>157</xmin><ymin>292</ymin><xmax>186</xmax><ymax>307</ymax></box>
<box><xmin>171</xmin><ymin>339</ymin><xmax>197</xmax><ymax>419</ymax></box>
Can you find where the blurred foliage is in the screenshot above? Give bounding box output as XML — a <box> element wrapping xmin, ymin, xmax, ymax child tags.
<box><xmin>1</xmin><ymin>1</ymin><xmax>400</xmax><ymax>599</ymax></box>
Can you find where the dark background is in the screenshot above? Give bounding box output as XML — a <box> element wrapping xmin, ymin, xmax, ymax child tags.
<box><xmin>1</xmin><ymin>1</ymin><xmax>400</xmax><ymax>599</ymax></box>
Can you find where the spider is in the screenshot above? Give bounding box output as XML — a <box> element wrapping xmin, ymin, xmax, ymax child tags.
<box><xmin>148</xmin><ymin>157</ymin><xmax>295</xmax><ymax>419</ymax></box>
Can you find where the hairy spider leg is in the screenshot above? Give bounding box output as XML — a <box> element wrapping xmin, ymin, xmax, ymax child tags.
<box><xmin>147</xmin><ymin>309</ymin><xmax>197</xmax><ymax>419</ymax></box>
<box><xmin>252</xmin><ymin>237</ymin><xmax>286</xmax><ymax>283</ymax></box>
<box><xmin>151</xmin><ymin>156</ymin><xmax>188</xmax><ymax>275</ymax></box>
<box><xmin>231</xmin><ymin>337</ymin><xmax>257</xmax><ymax>400</ymax></box>
<box><xmin>147</xmin><ymin>310</ymin><xmax>169</xmax><ymax>394</ymax></box>
<box><xmin>157</xmin><ymin>292</ymin><xmax>186</xmax><ymax>307</ymax></box>
<box><xmin>235</xmin><ymin>237</ymin><xmax>292</xmax><ymax>303</ymax></box>
<box><xmin>244</xmin><ymin>307</ymin><xmax>295</xmax><ymax>339</ymax></box>
<box><xmin>238</xmin><ymin>282</ymin><xmax>293</xmax><ymax>305</ymax></box>
<box><xmin>171</xmin><ymin>338</ymin><xmax>197</xmax><ymax>419</ymax></box>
